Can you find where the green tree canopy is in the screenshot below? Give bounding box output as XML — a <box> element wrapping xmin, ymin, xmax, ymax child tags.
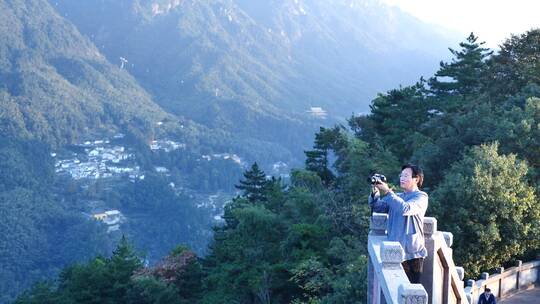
<box><xmin>429</xmin><ymin>32</ymin><xmax>492</xmax><ymax>98</ymax></box>
<box><xmin>235</xmin><ymin>162</ymin><xmax>269</xmax><ymax>202</ymax></box>
<box><xmin>485</xmin><ymin>29</ymin><xmax>540</xmax><ymax>100</ymax></box>
<box><xmin>431</xmin><ymin>143</ymin><xmax>540</xmax><ymax>276</ymax></box>
<box><xmin>304</xmin><ymin>126</ymin><xmax>349</xmax><ymax>186</ymax></box>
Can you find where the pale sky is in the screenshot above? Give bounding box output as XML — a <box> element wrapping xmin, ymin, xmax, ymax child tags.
<box><xmin>381</xmin><ymin>0</ymin><xmax>540</xmax><ymax>49</ymax></box>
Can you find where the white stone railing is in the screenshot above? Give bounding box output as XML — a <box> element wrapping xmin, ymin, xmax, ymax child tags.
<box><xmin>464</xmin><ymin>259</ymin><xmax>540</xmax><ymax>303</ymax></box>
<box><xmin>368</xmin><ymin>213</ymin><xmax>428</xmax><ymax>304</ymax></box>
<box><xmin>368</xmin><ymin>214</ymin><xmax>467</xmax><ymax>304</ymax></box>
<box><xmin>420</xmin><ymin>217</ymin><xmax>467</xmax><ymax>304</ymax></box>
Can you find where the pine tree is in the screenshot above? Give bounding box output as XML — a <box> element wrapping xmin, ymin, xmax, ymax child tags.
<box><xmin>235</xmin><ymin>162</ymin><xmax>268</xmax><ymax>202</ymax></box>
<box><xmin>304</xmin><ymin>126</ymin><xmax>348</xmax><ymax>186</ymax></box>
<box><xmin>108</xmin><ymin>235</ymin><xmax>144</xmax><ymax>300</ymax></box>
<box><xmin>355</xmin><ymin>82</ymin><xmax>430</xmax><ymax>161</ymax></box>
<box><xmin>429</xmin><ymin>32</ymin><xmax>492</xmax><ymax>98</ymax></box>
<box><xmin>485</xmin><ymin>29</ymin><xmax>540</xmax><ymax>100</ymax></box>
<box><xmin>305</xmin><ymin>149</ymin><xmax>333</xmax><ymax>184</ymax></box>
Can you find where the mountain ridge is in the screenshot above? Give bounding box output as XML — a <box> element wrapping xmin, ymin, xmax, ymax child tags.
<box><xmin>49</xmin><ymin>0</ymin><xmax>462</xmax><ymax>154</ymax></box>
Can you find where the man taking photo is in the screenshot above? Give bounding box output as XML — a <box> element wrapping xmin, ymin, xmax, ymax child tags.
<box><xmin>368</xmin><ymin>164</ymin><xmax>428</xmax><ymax>283</ymax></box>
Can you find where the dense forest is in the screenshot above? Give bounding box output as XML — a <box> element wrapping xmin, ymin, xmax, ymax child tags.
<box><xmin>13</xmin><ymin>30</ymin><xmax>540</xmax><ymax>303</ymax></box>
<box><xmin>0</xmin><ymin>0</ymin><xmax>294</xmax><ymax>301</ymax></box>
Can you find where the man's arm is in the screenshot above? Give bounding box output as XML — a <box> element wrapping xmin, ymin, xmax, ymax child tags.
<box><xmin>368</xmin><ymin>192</ymin><xmax>389</xmax><ymax>213</ymax></box>
<box><xmin>381</xmin><ymin>191</ymin><xmax>428</xmax><ymax>216</ymax></box>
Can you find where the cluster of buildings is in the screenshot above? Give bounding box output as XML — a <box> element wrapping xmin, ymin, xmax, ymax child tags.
<box><xmin>195</xmin><ymin>193</ymin><xmax>231</xmax><ymax>222</ymax></box>
<box><xmin>54</xmin><ymin>136</ymin><xmax>187</xmax><ymax>181</ymax></box>
<box><xmin>92</xmin><ymin>210</ymin><xmax>125</xmax><ymax>233</ymax></box>
<box><xmin>52</xmin><ymin>133</ymin><xmax>258</xmax><ymax>234</ymax></box>
<box><xmin>53</xmin><ymin>137</ymin><xmax>143</xmax><ymax>181</ymax></box>
<box><xmin>53</xmin><ymin>134</ymin><xmax>192</xmax><ymax>235</ymax></box>
<box><xmin>271</xmin><ymin>161</ymin><xmax>290</xmax><ymax>178</ymax></box>
<box><xmin>150</xmin><ymin>139</ymin><xmax>186</xmax><ymax>152</ymax></box>
<box><xmin>200</xmin><ymin>153</ymin><xmax>243</xmax><ymax>165</ymax></box>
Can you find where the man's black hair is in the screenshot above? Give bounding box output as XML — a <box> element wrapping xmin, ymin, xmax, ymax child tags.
<box><xmin>401</xmin><ymin>164</ymin><xmax>424</xmax><ymax>188</ymax></box>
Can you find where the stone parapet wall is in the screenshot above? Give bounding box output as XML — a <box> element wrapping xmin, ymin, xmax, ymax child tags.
<box><xmin>367</xmin><ymin>214</ymin><xmax>467</xmax><ymax>304</ymax></box>
<box><xmin>368</xmin><ymin>213</ymin><xmax>428</xmax><ymax>304</ymax></box>
<box><xmin>367</xmin><ymin>212</ymin><xmax>540</xmax><ymax>304</ymax></box>
<box><xmin>465</xmin><ymin>260</ymin><xmax>540</xmax><ymax>304</ymax></box>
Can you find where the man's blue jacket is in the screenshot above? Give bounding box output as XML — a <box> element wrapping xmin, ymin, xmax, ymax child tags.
<box><xmin>478</xmin><ymin>292</ymin><xmax>496</xmax><ymax>304</ymax></box>
<box><xmin>369</xmin><ymin>189</ymin><xmax>428</xmax><ymax>261</ymax></box>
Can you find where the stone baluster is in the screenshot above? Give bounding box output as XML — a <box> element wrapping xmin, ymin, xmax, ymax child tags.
<box><xmin>496</xmin><ymin>267</ymin><xmax>504</xmax><ymax>298</ymax></box>
<box><xmin>381</xmin><ymin>241</ymin><xmax>404</xmax><ymax>270</ymax></box>
<box><xmin>465</xmin><ymin>279</ymin><xmax>475</xmax><ymax>304</ymax></box>
<box><xmin>371</xmin><ymin>213</ymin><xmax>389</xmax><ymax>235</ymax></box>
<box><xmin>441</xmin><ymin>232</ymin><xmax>453</xmax><ymax>248</ymax></box>
<box><xmin>368</xmin><ymin>213</ymin><xmax>389</xmax><ymax>304</ymax></box>
<box><xmin>398</xmin><ymin>283</ymin><xmax>428</xmax><ymax>304</ymax></box>
<box><xmin>420</xmin><ymin>217</ymin><xmax>437</xmax><ymax>303</ymax></box>
<box><xmin>455</xmin><ymin>266</ymin><xmax>465</xmax><ymax>281</ymax></box>
<box><xmin>516</xmin><ymin>260</ymin><xmax>522</xmax><ymax>290</ymax></box>
<box><xmin>423</xmin><ymin>217</ymin><xmax>437</xmax><ymax>238</ymax></box>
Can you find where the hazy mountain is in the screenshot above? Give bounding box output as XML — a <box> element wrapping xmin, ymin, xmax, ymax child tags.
<box><xmin>0</xmin><ymin>0</ymin><xmax>180</xmax><ymax>146</ymax></box>
<box><xmin>234</xmin><ymin>0</ymin><xmax>461</xmax><ymax>114</ymax></box>
<box><xmin>1</xmin><ymin>0</ymin><xmax>300</xmax><ymax>162</ymax></box>
<box><xmin>49</xmin><ymin>0</ymin><xmax>462</xmax><ymax>154</ymax></box>
<box><xmin>0</xmin><ymin>0</ymin><xmax>464</xmax><ymax>166</ymax></box>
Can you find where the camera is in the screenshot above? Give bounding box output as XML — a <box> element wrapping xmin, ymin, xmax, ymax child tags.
<box><xmin>367</xmin><ymin>173</ymin><xmax>387</xmax><ymax>185</ymax></box>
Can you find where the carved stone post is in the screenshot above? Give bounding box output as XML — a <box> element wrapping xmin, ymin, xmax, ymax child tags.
<box><xmin>455</xmin><ymin>267</ymin><xmax>465</xmax><ymax>281</ymax></box>
<box><xmin>420</xmin><ymin>217</ymin><xmax>437</xmax><ymax>303</ymax></box>
<box><xmin>398</xmin><ymin>283</ymin><xmax>428</xmax><ymax>304</ymax></box>
<box><xmin>441</xmin><ymin>232</ymin><xmax>453</xmax><ymax>248</ymax></box>
<box><xmin>423</xmin><ymin>217</ymin><xmax>437</xmax><ymax>238</ymax></box>
<box><xmin>441</xmin><ymin>231</ymin><xmax>454</xmax><ymax>260</ymax></box>
<box><xmin>381</xmin><ymin>241</ymin><xmax>404</xmax><ymax>270</ymax></box>
<box><xmin>380</xmin><ymin>242</ymin><xmax>404</xmax><ymax>303</ymax></box>
<box><xmin>493</xmin><ymin>267</ymin><xmax>504</xmax><ymax>299</ymax></box>
<box><xmin>371</xmin><ymin>213</ymin><xmax>389</xmax><ymax>236</ymax></box>
<box><xmin>369</xmin><ymin>213</ymin><xmax>389</xmax><ymax>304</ymax></box>
<box><xmin>516</xmin><ymin>260</ymin><xmax>522</xmax><ymax>290</ymax></box>
<box><xmin>465</xmin><ymin>279</ymin><xmax>476</xmax><ymax>304</ymax></box>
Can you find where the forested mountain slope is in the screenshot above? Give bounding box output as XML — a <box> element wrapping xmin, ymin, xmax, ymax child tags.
<box><xmin>50</xmin><ymin>0</ymin><xmax>460</xmax><ymax>154</ymax></box>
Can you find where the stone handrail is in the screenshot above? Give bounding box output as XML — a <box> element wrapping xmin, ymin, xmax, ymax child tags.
<box><xmin>368</xmin><ymin>214</ymin><xmax>467</xmax><ymax>304</ymax></box>
<box><xmin>420</xmin><ymin>217</ymin><xmax>467</xmax><ymax>303</ymax></box>
<box><xmin>368</xmin><ymin>213</ymin><xmax>428</xmax><ymax>303</ymax></box>
<box><xmin>465</xmin><ymin>259</ymin><xmax>540</xmax><ymax>303</ymax></box>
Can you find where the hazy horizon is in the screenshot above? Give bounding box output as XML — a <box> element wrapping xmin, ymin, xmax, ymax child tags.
<box><xmin>382</xmin><ymin>0</ymin><xmax>540</xmax><ymax>48</ymax></box>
